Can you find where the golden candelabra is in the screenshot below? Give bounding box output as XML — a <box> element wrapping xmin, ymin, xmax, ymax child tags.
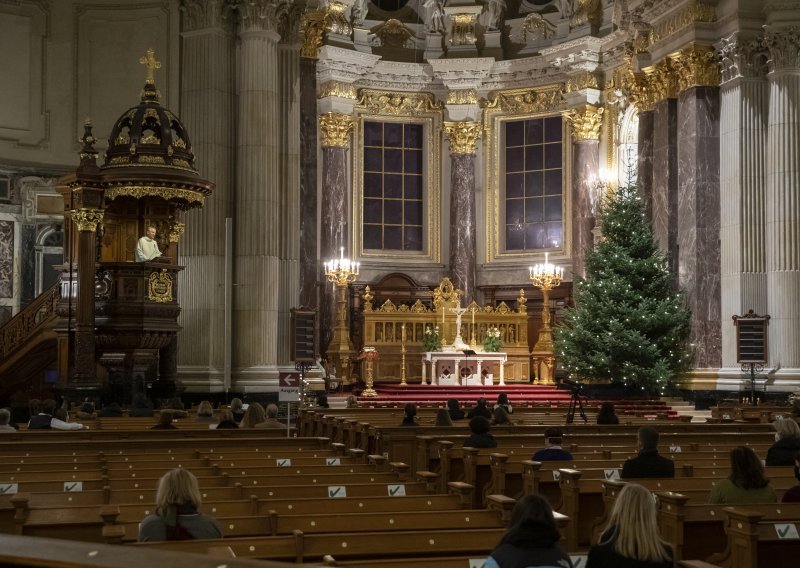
<box><xmin>324</xmin><ymin>248</ymin><xmax>359</xmax><ymax>383</ymax></box>
<box><xmin>529</xmin><ymin>252</ymin><xmax>564</xmax><ymax>385</ymax></box>
<box><xmin>400</xmin><ymin>323</ymin><xmax>407</xmax><ymax>386</ymax></box>
<box><xmin>361</xmin><ymin>347</ymin><xmax>380</xmax><ymax>397</ymax></box>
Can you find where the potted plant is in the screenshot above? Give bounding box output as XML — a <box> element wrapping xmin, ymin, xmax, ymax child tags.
<box><xmin>422</xmin><ymin>325</ymin><xmax>442</xmax><ymax>352</ymax></box>
<box><xmin>483</xmin><ymin>326</ymin><xmax>503</xmax><ymax>352</ymax></box>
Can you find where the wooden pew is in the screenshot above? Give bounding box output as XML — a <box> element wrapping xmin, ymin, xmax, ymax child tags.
<box><xmin>713</xmin><ymin>506</ymin><xmax>800</xmax><ymax>568</ymax></box>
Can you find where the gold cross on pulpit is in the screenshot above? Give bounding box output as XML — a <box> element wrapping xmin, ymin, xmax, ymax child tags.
<box><xmin>139</xmin><ymin>48</ymin><xmax>161</xmax><ymax>85</ymax></box>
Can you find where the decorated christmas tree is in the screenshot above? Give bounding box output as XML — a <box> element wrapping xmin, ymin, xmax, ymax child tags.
<box><xmin>554</xmin><ymin>183</ymin><xmax>693</xmax><ymax>395</ymax></box>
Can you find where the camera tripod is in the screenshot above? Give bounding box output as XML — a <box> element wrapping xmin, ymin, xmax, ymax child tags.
<box><xmin>566</xmin><ymin>390</ymin><xmax>587</xmax><ymax>424</ymax></box>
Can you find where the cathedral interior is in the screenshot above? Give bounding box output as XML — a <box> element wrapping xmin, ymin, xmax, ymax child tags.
<box><xmin>0</xmin><ymin>0</ymin><xmax>799</xmax><ymax>402</ymax></box>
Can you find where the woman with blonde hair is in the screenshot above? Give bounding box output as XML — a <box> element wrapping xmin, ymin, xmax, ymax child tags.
<box><xmin>586</xmin><ymin>483</ymin><xmax>672</xmax><ymax>568</ymax></box>
<box><xmin>240</xmin><ymin>402</ymin><xmax>266</xmax><ymax>428</ymax></box>
<box><xmin>138</xmin><ymin>468</ymin><xmax>222</xmax><ymax>541</ymax></box>
<box><xmin>766</xmin><ymin>418</ymin><xmax>800</xmax><ymax>466</ymax></box>
<box><xmin>194</xmin><ymin>400</ymin><xmax>215</xmax><ymax>423</ymax></box>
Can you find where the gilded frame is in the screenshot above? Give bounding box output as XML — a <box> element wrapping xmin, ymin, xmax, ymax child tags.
<box><xmin>352</xmin><ymin>93</ymin><xmax>442</xmax><ymax>264</ymax></box>
<box><xmin>483</xmin><ymin>85</ymin><xmax>572</xmax><ymax>265</ymax></box>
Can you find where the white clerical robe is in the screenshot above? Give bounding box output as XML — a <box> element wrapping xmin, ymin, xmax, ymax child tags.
<box><xmin>135</xmin><ymin>236</ymin><xmax>161</xmax><ymax>262</ymax></box>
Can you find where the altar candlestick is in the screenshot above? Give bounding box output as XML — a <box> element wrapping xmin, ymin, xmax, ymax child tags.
<box><xmin>401</xmin><ymin>323</ymin><xmax>406</xmax><ymax>342</ymax></box>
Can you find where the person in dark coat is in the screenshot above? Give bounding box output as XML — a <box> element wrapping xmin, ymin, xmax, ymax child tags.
<box><xmin>467</xmin><ymin>398</ymin><xmax>492</xmax><ymax>419</ymax></box>
<box><xmin>532</xmin><ymin>427</ymin><xmax>573</xmax><ymax>461</ymax></box>
<box><xmin>621</xmin><ymin>426</ymin><xmax>675</xmax><ymax>479</ymax></box>
<box><xmin>463</xmin><ymin>416</ymin><xmax>497</xmax><ymax>448</ymax></box>
<box><xmin>447</xmin><ymin>398</ymin><xmax>465</xmax><ymax>421</ymax></box>
<box><xmin>151</xmin><ymin>412</ymin><xmax>177</xmax><ymax>430</ymax></box>
<box><xmin>766</xmin><ymin>418</ymin><xmax>800</xmax><ymax>466</ymax></box>
<box><xmin>400</xmin><ymin>403</ymin><xmax>418</xmax><ymax>426</ymax></box>
<box><xmin>215</xmin><ymin>410</ymin><xmax>239</xmax><ymax>429</ymax></box>
<box><xmin>28</xmin><ymin>399</ymin><xmax>57</xmax><ymax>429</ymax></box>
<box><xmin>596</xmin><ymin>402</ymin><xmax>620</xmax><ymax>425</ymax></box>
<box><xmin>485</xmin><ymin>494</ymin><xmax>573</xmax><ymax>568</ymax></box>
<box><xmin>587</xmin><ymin>483</ymin><xmax>673</xmax><ymax>568</ymax></box>
<box><xmin>782</xmin><ymin>452</ymin><xmax>800</xmax><ymax>503</ymax></box>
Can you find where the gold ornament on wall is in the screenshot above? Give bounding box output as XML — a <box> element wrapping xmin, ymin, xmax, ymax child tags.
<box><xmin>168</xmin><ymin>221</ymin><xmax>185</xmax><ymax>243</ymax></box>
<box><xmin>300</xmin><ymin>10</ymin><xmax>325</xmax><ymax>58</ymax></box>
<box><xmin>70</xmin><ymin>208</ymin><xmax>105</xmax><ymax>232</ymax></box>
<box><xmin>520</xmin><ymin>12</ymin><xmax>556</xmax><ymax>42</ymax></box>
<box><xmin>564</xmin><ymin>105</ymin><xmax>604</xmax><ymax>142</ymax></box>
<box><xmin>324</xmin><ymin>1</ymin><xmax>352</xmax><ymax>37</ymax></box>
<box><xmin>446</xmin><ymin>89</ymin><xmax>478</xmax><ymax>105</ymax></box>
<box><xmin>372</xmin><ymin>18</ymin><xmax>415</xmax><ymax>48</ymax></box>
<box><xmin>565</xmin><ymin>72</ymin><xmax>599</xmax><ymax>93</ymax></box>
<box><xmin>450</xmin><ymin>13</ymin><xmax>477</xmax><ymax>46</ymax></box>
<box><xmin>670</xmin><ymin>44</ymin><xmax>721</xmax><ymax>91</ymax></box>
<box><xmin>318</xmin><ymin>80</ymin><xmax>358</xmax><ymax>100</ymax></box>
<box><xmin>147</xmin><ymin>269</ymin><xmax>173</xmax><ymax>303</ymax></box>
<box><xmin>104</xmin><ymin>185</ymin><xmax>206</xmax><ymax>207</ymax></box>
<box><xmin>482</xmin><ymin>85</ymin><xmax>563</xmax><ymax>114</ymax></box>
<box><xmin>356</xmin><ymin>89</ymin><xmax>442</xmax><ymax>116</ymax></box>
<box><xmin>648</xmin><ymin>2</ymin><xmax>716</xmax><ymax>48</ymax></box>
<box><xmin>443</xmin><ymin>121</ymin><xmax>482</xmax><ymax>155</ymax></box>
<box><xmin>319</xmin><ymin>112</ymin><xmax>354</xmax><ymax>148</ymax></box>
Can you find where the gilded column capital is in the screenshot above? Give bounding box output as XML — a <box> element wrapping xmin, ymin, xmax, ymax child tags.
<box><xmin>300</xmin><ymin>10</ymin><xmax>325</xmax><ymax>58</ymax></box>
<box><xmin>763</xmin><ymin>26</ymin><xmax>800</xmax><ymax>73</ymax></box>
<box><xmin>319</xmin><ymin>112</ymin><xmax>354</xmax><ymax>148</ymax></box>
<box><xmin>619</xmin><ymin>60</ymin><xmax>658</xmax><ymax>113</ymax></box>
<box><xmin>446</xmin><ymin>89</ymin><xmax>478</xmax><ymax>105</ymax></box>
<box><xmin>318</xmin><ymin>80</ymin><xmax>358</xmax><ymax>100</ymax></box>
<box><xmin>717</xmin><ymin>33</ymin><xmax>769</xmax><ymax>84</ymax></box>
<box><xmin>71</xmin><ymin>208</ymin><xmax>104</xmax><ymax>232</ymax></box>
<box><xmin>449</xmin><ymin>12</ymin><xmax>478</xmax><ymax>46</ymax></box>
<box><xmin>645</xmin><ymin>57</ymin><xmax>680</xmax><ymax>101</ymax></box>
<box><xmin>670</xmin><ymin>44</ymin><xmax>721</xmax><ymax>91</ymax></box>
<box><xmin>443</xmin><ymin>121</ymin><xmax>482</xmax><ymax>155</ymax></box>
<box><xmin>564</xmin><ymin>105</ymin><xmax>604</xmax><ymax>142</ymax></box>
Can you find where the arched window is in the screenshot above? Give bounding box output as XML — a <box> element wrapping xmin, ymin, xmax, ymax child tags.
<box><xmin>617</xmin><ymin>105</ymin><xmax>639</xmax><ymax>186</ymax></box>
<box><xmin>35</xmin><ymin>225</ymin><xmax>63</xmax><ymax>296</ymax></box>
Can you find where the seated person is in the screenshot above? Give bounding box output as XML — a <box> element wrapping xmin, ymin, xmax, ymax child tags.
<box><xmin>256</xmin><ymin>403</ymin><xmax>285</xmax><ymax>429</ymax></box>
<box><xmin>230</xmin><ymin>398</ymin><xmax>245</xmax><ymax>423</ymax></box>
<box><xmin>435</xmin><ymin>408</ymin><xmax>454</xmax><ymax>426</ymax></box>
<box><xmin>463</xmin><ymin>416</ymin><xmax>497</xmax><ymax>448</ymax></box>
<box><xmin>194</xmin><ymin>400</ymin><xmax>215</xmax><ymax>423</ymax></box>
<box><xmin>76</xmin><ymin>402</ymin><xmax>98</xmax><ymax>421</ymax></box>
<box><xmin>621</xmin><ymin>426</ymin><xmax>675</xmax><ymax>479</ymax></box>
<box><xmin>596</xmin><ymin>401</ymin><xmax>620</xmax><ymax>425</ymax></box>
<box><xmin>447</xmin><ymin>398</ymin><xmax>465</xmax><ymax>420</ymax></box>
<box><xmin>138</xmin><ymin>468</ymin><xmax>222</xmax><ymax>541</ymax></box>
<box><xmin>51</xmin><ymin>408</ymin><xmax>88</xmax><ymax>430</ymax></box>
<box><xmin>215</xmin><ymin>409</ymin><xmax>238</xmax><ymax>429</ymax></box>
<box><xmin>28</xmin><ymin>399</ymin><xmax>57</xmax><ymax>429</ymax></box>
<box><xmin>708</xmin><ymin>446</ymin><xmax>777</xmax><ymax>504</ymax></box>
<box><xmin>532</xmin><ymin>427</ymin><xmax>573</xmax><ymax>461</ymax></box>
<box><xmin>494</xmin><ymin>393</ymin><xmax>513</xmax><ymax>414</ymax></box>
<box><xmin>164</xmin><ymin>397</ymin><xmax>188</xmax><ymax>419</ymax></box>
<box><xmin>467</xmin><ymin>397</ymin><xmax>492</xmax><ymax>419</ymax></box>
<box><xmin>400</xmin><ymin>403</ymin><xmax>418</xmax><ymax>426</ymax></box>
<box><xmin>97</xmin><ymin>401</ymin><xmax>123</xmax><ymax>417</ymax></box>
<box><xmin>151</xmin><ymin>412</ymin><xmax>177</xmax><ymax>430</ymax></box>
<box><xmin>782</xmin><ymin>451</ymin><xmax>800</xmax><ymax>503</ymax></box>
<box><xmin>766</xmin><ymin>418</ymin><xmax>800</xmax><ymax>466</ymax></box>
<box><xmin>492</xmin><ymin>406</ymin><xmax>514</xmax><ymax>426</ymax></box>
<box><xmin>240</xmin><ymin>402</ymin><xmax>267</xmax><ymax>428</ymax></box>
<box><xmin>0</xmin><ymin>409</ymin><xmax>17</xmax><ymax>433</ymax></box>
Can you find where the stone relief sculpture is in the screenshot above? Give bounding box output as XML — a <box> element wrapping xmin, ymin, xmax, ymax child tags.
<box><xmin>480</xmin><ymin>0</ymin><xmax>506</xmax><ymax>31</ymax></box>
<box><xmin>423</xmin><ymin>0</ymin><xmax>445</xmax><ymax>33</ymax></box>
<box><xmin>351</xmin><ymin>0</ymin><xmax>368</xmax><ymax>27</ymax></box>
<box><xmin>555</xmin><ymin>0</ymin><xmax>573</xmax><ymax>19</ymax></box>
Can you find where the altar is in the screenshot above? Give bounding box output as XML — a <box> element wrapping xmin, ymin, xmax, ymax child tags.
<box><xmin>422</xmin><ymin>351</ymin><xmax>507</xmax><ymax>386</ymax></box>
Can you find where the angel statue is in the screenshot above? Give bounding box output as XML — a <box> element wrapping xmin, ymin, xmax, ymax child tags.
<box><xmin>351</xmin><ymin>0</ymin><xmax>368</xmax><ymax>27</ymax></box>
<box><xmin>423</xmin><ymin>0</ymin><xmax>445</xmax><ymax>33</ymax></box>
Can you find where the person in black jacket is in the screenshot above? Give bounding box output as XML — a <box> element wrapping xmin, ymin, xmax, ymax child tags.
<box><xmin>596</xmin><ymin>402</ymin><xmax>620</xmax><ymax>425</ymax></box>
<box><xmin>28</xmin><ymin>399</ymin><xmax>57</xmax><ymax>429</ymax></box>
<box><xmin>621</xmin><ymin>426</ymin><xmax>674</xmax><ymax>479</ymax></box>
<box><xmin>467</xmin><ymin>398</ymin><xmax>492</xmax><ymax>419</ymax></box>
<box><xmin>400</xmin><ymin>403</ymin><xmax>418</xmax><ymax>426</ymax></box>
<box><xmin>587</xmin><ymin>483</ymin><xmax>672</xmax><ymax>568</ymax></box>
<box><xmin>485</xmin><ymin>494</ymin><xmax>573</xmax><ymax>568</ymax></box>
<box><xmin>766</xmin><ymin>418</ymin><xmax>800</xmax><ymax>466</ymax></box>
<box><xmin>463</xmin><ymin>416</ymin><xmax>497</xmax><ymax>448</ymax></box>
<box><xmin>447</xmin><ymin>398</ymin><xmax>465</xmax><ymax>421</ymax></box>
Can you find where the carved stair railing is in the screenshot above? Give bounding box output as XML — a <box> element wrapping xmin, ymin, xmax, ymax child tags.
<box><xmin>0</xmin><ymin>282</ymin><xmax>60</xmax><ymax>361</ymax></box>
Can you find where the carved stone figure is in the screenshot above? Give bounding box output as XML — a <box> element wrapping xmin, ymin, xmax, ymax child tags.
<box><xmin>423</xmin><ymin>0</ymin><xmax>445</xmax><ymax>33</ymax></box>
<box><xmin>351</xmin><ymin>0</ymin><xmax>368</xmax><ymax>27</ymax></box>
<box><xmin>481</xmin><ymin>0</ymin><xmax>506</xmax><ymax>32</ymax></box>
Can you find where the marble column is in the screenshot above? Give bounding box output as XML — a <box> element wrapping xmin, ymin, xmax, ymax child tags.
<box><xmin>443</xmin><ymin>121</ymin><xmax>482</xmax><ymax>303</ymax></box>
<box><xmin>636</xmin><ymin>110</ymin><xmax>654</xmax><ymax>218</ymax></box>
<box><xmin>764</xmin><ymin>28</ymin><xmax>800</xmax><ymax>376</ymax></box>
<box><xmin>717</xmin><ymin>34</ymin><xmax>769</xmax><ymax>371</ymax></box>
<box><xmin>652</xmin><ymin>98</ymin><xmax>679</xmax><ymax>275</ymax></box>
<box><xmin>234</xmin><ymin>2</ymin><xmax>281</xmax><ymax>384</ymax></box>
<box><xmin>565</xmin><ymin>105</ymin><xmax>603</xmax><ymax>280</ymax></box>
<box><xmin>177</xmin><ymin>0</ymin><xmax>235</xmax><ymax>389</ymax></box>
<box><xmin>298</xmin><ymin>57</ymin><xmax>318</xmax><ymax>309</ymax></box>
<box><xmin>319</xmin><ymin>112</ymin><xmax>353</xmax><ymax>353</ymax></box>
<box><xmin>676</xmin><ymin>63</ymin><xmax>722</xmax><ymax>370</ymax></box>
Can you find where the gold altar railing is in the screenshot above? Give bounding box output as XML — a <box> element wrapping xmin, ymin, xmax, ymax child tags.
<box><xmin>361</xmin><ymin>277</ymin><xmax>531</xmax><ymax>383</ymax></box>
<box><xmin>0</xmin><ymin>282</ymin><xmax>60</xmax><ymax>360</ymax></box>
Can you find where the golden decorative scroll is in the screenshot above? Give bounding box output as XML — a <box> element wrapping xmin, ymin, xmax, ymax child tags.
<box><xmin>446</xmin><ymin>89</ymin><xmax>478</xmax><ymax>105</ymax></box>
<box><xmin>564</xmin><ymin>105</ymin><xmax>604</xmax><ymax>142</ymax></box>
<box><xmin>671</xmin><ymin>44</ymin><xmax>721</xmax><ymax>91</ymax></box>
<box><xmin>324</xmin><ymin>1</ymin><xmax>352</xmax><ymax>37</ymax></box>
<box><xmin>147</xmin><ymin>269</ymin><xmax>173</xmax><ymax>303</ymax></box>
<box><xmin>450</xmin><ymin>13</ymin><xmax>477</xmax><ymax>46</ymax></box>
<box><xmin>443</xmin><ymin>121</ymin><xmax>482</xmax><ymax>155</ymax></box>
<box><xmin>104</xmin><ymin>185</ymin><xmax>206</xmax><ymax>206</ymax></box>
<box><xmin>565</xmin><ymin>72</ymin><xmax>599</xmax><ymax>93</ymax></box>
<box><xmin>372</xmin><ymin>18</ymin><xmax>414</xmax><ymax>48</ymax></box>
<box><xmin>318</xmin><ymin>80</ymin><xmax>358</xmax><ymax>100</ymax></box>
<box><xmin>482</xmin><ymin>85</ymin><xmax>563</xmax><ymax>114</ymax></box>
<box><xmin>356</xmin><ymin>89</ymin><xmax>442</xmax><ymax>115</ymax></box>
<box><xmin>168</xmin><ymin>221</ymin><xmax>185</xmax><ymax>243</ymax></box>
<box><xmin>319</xmin><ymin>112</ymin><xmax>354</xmax><ymax>148</ymax></box>
<box><xmin>300</xmin><ymin>10</ymin><xmax>325</xmax><ymax>58</ymax></box>
<box><xmin>70</xmin><ymin>208</ymin><xmax>104</xmax><ymax>232</ymax></box>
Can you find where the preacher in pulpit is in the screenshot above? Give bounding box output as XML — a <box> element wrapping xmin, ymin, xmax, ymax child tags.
<box><xmin>135</xmin><ymin>226</ymin><xmax>162</xmax><ymax>262</ymax></box>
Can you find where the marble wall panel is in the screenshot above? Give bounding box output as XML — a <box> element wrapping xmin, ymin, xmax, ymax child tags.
<box><xmin>0</xmin><ymin>221</ymin><xmax>13</xmax><ymax>298</ymax></box>
<box><xmin>571</xmin><ymin>140</ymin><xmax>599</xmax><ymax>280</ymax></box>
<box><xmin>636</xmin><ymin>110</ymin><xmax>654</xmax><ymax>219</ymax></box>
<box><xmin>652</xmin><ymin>98</ymin><xmax>678</xmax><ymax>276</ymax></box>
<box><xmin>299</xmin><ymin>59</ymin><xmax>318</xmax><ymax>309</ymax></box>
<box><xmin>21</xmin><ymin>223</ymin><xmax>36</xmax><ymax>305</ymax></box>
<box><xmin>449</xmin><ymin>153</ymin><xmax>477</xmax><ymax>303</ymax></box>
<box><xmin>678</xmin><ymin>86</ymin><xmax>722</xmax><ymax>369</ymax></box>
